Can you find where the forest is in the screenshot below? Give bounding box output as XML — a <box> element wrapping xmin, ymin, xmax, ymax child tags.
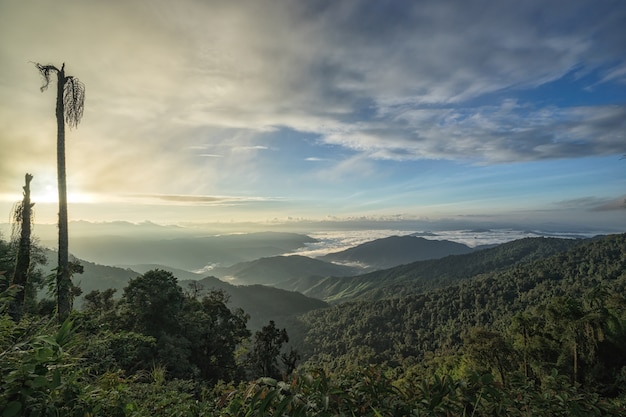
<box><xmin>1</xmin><ymin>232</ymin><xmax>626</xmax><ymax>416</ymax></box>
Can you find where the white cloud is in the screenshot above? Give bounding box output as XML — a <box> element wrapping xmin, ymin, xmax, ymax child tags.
<box><xmin>0</xmin><ymin>0</ymin><xmax>624</xmax><ymax>205</ymax></box>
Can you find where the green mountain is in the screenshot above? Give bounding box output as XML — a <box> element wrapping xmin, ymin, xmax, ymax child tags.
<box><xmin>296</xmin><ymin>233</ymin><xmax>625</xmax><ymax>367</ymax></box>
<box><xmin>209</xmin><ymin>254</ymin><xmax>361</xmax><ymax>286</ymax></box>
<box><xmin>193</xmin><ymin>275</ymin><xmax>328</xmax><ymax>330</ymax></box>
<box><xmin>318</xmin><ymin>235</ymin><xmax>474</xmax><ymax>269</ymax></box>
<box><xmin>287</xmin><ymin>236</ymin><xmax>585</xmax><ymax>303</ymax></box>
<box><xmin>116</xmin><ymin>263</ymin><xmax>204</xmax><ymax>281</ymax></box>
<box><xmin>39</xmin><ymin>249</ymin><xmax>140</xmax><ymax>304</ymax></box>
<box><xmin>36</xmin><ymin>249</ymin><xmax>328</xmax><ymax>330</ymax></box>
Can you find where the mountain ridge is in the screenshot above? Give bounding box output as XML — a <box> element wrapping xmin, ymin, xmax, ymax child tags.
<box><xmin>318</xmin><ymin>235</ymin><xmax>475</xmax><ymax>269</ymax></box>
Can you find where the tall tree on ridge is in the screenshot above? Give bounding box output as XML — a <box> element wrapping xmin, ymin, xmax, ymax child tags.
<box><xmin>35</xmin><ymin>62</ymin><xmax>85</xmax><ymax>321</ymax></box>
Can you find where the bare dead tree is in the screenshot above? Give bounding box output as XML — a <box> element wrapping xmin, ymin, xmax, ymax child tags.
<box><xmin>35</xmin><ymin>62</ymin><xmax>85</xmax><ymax>321</ymax></box>
<box><xmin>9</xmin><ymin>173</ymin><xmax>35</xmax><ymax>321</ymax></box>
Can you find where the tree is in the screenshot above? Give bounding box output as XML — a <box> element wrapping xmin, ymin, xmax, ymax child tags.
<box><xmin>544</xmin><ymin>296</ymin><xmax>607</xmax><ymax>385</ymax></box>
<box><xmin>9</xmin><ymin>174</ymin><xmax>34</xmax><ymax>321</ymax></box>
<box><xmin>510</xmin><ymin>312</ymin><xmax>538</xmax><ymax>379</ymax></box>
<box><xmin>35</xmin><ymin>62</ymin><xmax>85</xmax><ymax>322</ymax></box>
<box><xmin>462</xmin><ymin>327</ymin><xmax>516</xmax><ymax>387</ymax></box>
<box><xmin>181</xmin><ymin>290</ymin><xmax>250</xmax><ymax>382</ymax></box>
<box><xmin>83</xmin><ymin>288</ymin><xmax>117</xmax><ymax>321</ymax></box>
<box><xmin>280</xmin><ymin>347</ymin><xmax>301</xmax><ymax>375</ymax></box>
<box><xmin>118</xmin><ymin>271</ymin><xmax>251</xmax><ymax>382</ymax></box>
<box><xmin>248</xmin><ymin>320</ymin><xmax>290</xmax><ymax>379</ymax></box>
<box><xmin>119</xmin><ymin>270</ymin><xmax>184</xmax><ymax>337</ymax></box>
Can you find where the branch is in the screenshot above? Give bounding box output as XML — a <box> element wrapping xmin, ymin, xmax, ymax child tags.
<box><xmin>33</xmin><ymin>62</ymin><xmax>59</xmax><ymax>92</ymax></box>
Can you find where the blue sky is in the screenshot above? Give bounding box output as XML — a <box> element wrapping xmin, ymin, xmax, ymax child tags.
<box><xmin>0</xmin><ymin>0</ymin><xmax>624</xmax><ymax>232</ymax></box>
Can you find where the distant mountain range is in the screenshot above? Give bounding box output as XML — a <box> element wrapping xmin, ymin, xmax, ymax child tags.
<box><xmin>294</xmin><ymin>236</ymin><xmax>586</xmax><ymax>303</ymax></box>
<box><xmin>206</xmin><ymin>235</ymin><xmax>479</xmax><ymax>288</ymax></box>
<box><xmin>209</xmin><ymin>255</ymin><xmax>361</xmax><ymax>286</ymax></box>
<box><xmin>116</xmin><ymin>264</ymin><xmax>203</xmax><ymax>281</ymax></box>
<box><xmin>318</xmin><ymin>235</ymin><xmax>475</xmax><ymax>269</ymax></box>
<box><xmin>65</xmin><ymin>231</ymin><xmax>317</xmax><ymax>271</ymax></box>
<box><xmin>36</xmin><ymin>232</ymin><xmax>593</xmax><ymax>332</ymax></box>
<box><xmin>40</xmin><ymin>249</ymin><xmax>327</xmax><ymax>331</ymax></box>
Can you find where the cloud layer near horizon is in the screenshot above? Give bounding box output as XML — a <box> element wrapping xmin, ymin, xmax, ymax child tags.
<box><xmin>0</xmin><ymin>0</ymin><xmax>624</xmax><ymax>226</ymax></box>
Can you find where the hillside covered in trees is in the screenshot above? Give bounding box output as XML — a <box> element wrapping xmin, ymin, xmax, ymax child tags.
<box><xmin>1</xmin><ymin>232</ymin><xmax>626</xmax><ymax>415</ymax></box>
<box><xmin>286</xmin><ymin>236</ymin><xmax>585</xmax><ymax>303</ymax></box>
<box><xmin>297</xmin><ymin>234</ymin><xmax>626</xmax><ymax>375</ymax></box>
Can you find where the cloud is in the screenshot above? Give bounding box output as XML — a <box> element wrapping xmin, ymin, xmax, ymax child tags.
<box><xmin>233</xmin><ymin>145</ymin><xmax>271</xmax><ymax>152</ymax></box>
<box><xmin>554</xmin><ymin>196</ymin><xmax>626</xmax><ymax>211</ymax></box>
<box><xmin>347</xmin><ymin>103</ymin><xmax>626</xmax><ymax>163</ymax></box>
<box><xmin>590</xmin><ymin>196</ymin><xmax>626</xmax><ymax>211</ymax></box>
<box><xmin>1</xmin><ymin>0</ymin><xmax>624</xmax><ymax>203</ymax></box>
<box><xmin>126</xmin><ymin>193</ymin><xmax>276</xmax><ymax>206</ymax></box>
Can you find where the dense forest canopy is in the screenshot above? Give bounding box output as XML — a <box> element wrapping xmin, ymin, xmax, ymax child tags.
<box><xmin>1</xmin><ymin>232</ymin><xmax>626</xmax><ymax>415</ymax></box>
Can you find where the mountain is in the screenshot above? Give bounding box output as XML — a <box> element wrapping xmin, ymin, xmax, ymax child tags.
<box><xmin>293</xmin><ymin>236</ymin><xmax>585</xmax><ymax>303</ymax></box>
<box><xmin>63</xmin><ymin>253</ymin><xmax>327</xmax><ymax>330</ymax></box>
<box><xmin>38</xmin><ymin>249</ymin><xmax>327</xmax><ymax>329</ymax></box>
<box><xmin>209</xmin><ymin>255</ymin><xmax>362</xmax><ymax>286</ymax></box>
<box><xmin>40</xmin><ymin>249</ymin><xmax>141</xmax><ymax>304</ymax></box>
<box><xmin>297</xmin><ymin>233</ymin><xmax>626</xmax><ymax>367</ymax></box>
<box><xmin>194</xmin><ymin>276</ymin><xmax>328</xmax><ymax>330</ymax></box>
<box><xmin>64</xmin><ymin>231</ymin><xmax>317</xmax><ymax>271</ymax></box>
<box><xmin>116</xmin><ymin>264</ymin><xmax>203</xmax><ymax>281</ymax></box>
<box><xmin>318</xmin><ymin>235</ymin><xmax>474</xmax><ymax>269</ymax></box>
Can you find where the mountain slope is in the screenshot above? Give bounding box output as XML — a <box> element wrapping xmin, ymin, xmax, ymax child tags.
<box><xmin>318</xmin><ymin>235</ymin><xmax>474</xmax><ymax>269</ymax></box>
<box><xmin>40</xmin><ymin>249</ymin><xmax>140</xmax><ymax>304</ymax></box>
<box><xmin>296</xmin><ymin>233</ymin><xmax>626</xmax><ymax>367</ymax></box>
<box><xmin>117</xmin><ymin>264</ymin><xmax>203</xmax><ymax>281</ymax></box>
<box><xmin>209</xmin><ymin>255</ymin><xmax>361</xmax><ymax>286</ymax></box>
<box><xmin>295</xmin><ymin>236</ymin><xmax>585</xmax><ymax>303</ymax></box>
<box><xmin>192</xmin><ymin>276</ymin><xmax>328</xmax><ymax>330</ymax></box>
<box><xmin>39</xmin><ymin>249</ymin><xmax>328</xmax><ymax>330</ymax></box>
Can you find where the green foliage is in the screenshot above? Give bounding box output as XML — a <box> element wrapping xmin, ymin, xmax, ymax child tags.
<box><xmin>461</xmin><ymin>328</ymin><xmax>516</xmax><ymax>386</ymax></box>
<box><xmin>307</xmin><ymin>236</ymin><xmax>583</xmax><ymax>303</ymax></box>
<box><xmin>216</xmin><ymin>367</ymin><xmax>625</xmax><ymax>416</ymax></box>
<box><xmin>2</xmin><ymin>233</ymin><xmax>626</xmax><ymax>415</ymax></box>
<box><xmin>248</xmin><ymin>320</ymin><xmax>290</xmax><ymax>379</ymax></box>
<box><xmin>83</xmin><ymin>330</ymin><xmax>157</xmax><ymax>375</ymax></box>
<box><xmin>113</xmin><ymin>270</ymin><xmax>251</xmax><ymax>381</ymax></box>
<box><xmin>181</xmin><ymin>290</ymin><xmax>250</xmax><ymax>383</ymax></box>
<box><xmin>299</xmin><ymin>233</ymin><xmax>626</xmax><ymax>378</ymax></box>
<box><xmin>0</xmin><ymin>316</ymin><xmax>83</xmax><ymax>417</ymax></box>
<box><xmin>83</xmin><ymin>288</ymin><xmax>117</xmax><ymax>319</ymax></box>
<box><xmin>119</xmin><ymin>269</ymin><xmax>184</xmax><ymax>337</ymax></box>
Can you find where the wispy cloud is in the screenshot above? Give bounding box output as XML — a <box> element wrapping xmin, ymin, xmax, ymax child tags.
<box><xmin>590</xmin><ymin>196</ymin><xmax>626</xmax><ymax>211</ymax></box>
<box><xmin>554</xmin><ymin>196</ymin><xmax>626</xmax><ymax>211</ymax></box>
<box><xmin>126</xmin><ymin>193</ymin><xmax>276</xmax><ymax>206</ymax></box>
<box><xmin>233</xmin><ymin>145</ymin><xmax>271</xmax><ymax>152</ymax></box>
<box><xmin>0</xmin><ymin>0</ymin><xmax>624</xmax><ymax>228</ymax></box>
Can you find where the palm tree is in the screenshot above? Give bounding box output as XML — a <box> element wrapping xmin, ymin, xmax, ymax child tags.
<box><xmin>546</xmin><ymin>296</ymin><xmax>608</xmax><ymax>385</ymax></box>
<box><xmin>35</xmin><ymin>62</ymin><xmax>85</xmax><ymax>321</ymax></box>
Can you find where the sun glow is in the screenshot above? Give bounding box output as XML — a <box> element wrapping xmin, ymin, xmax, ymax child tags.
<box><xmin>32</xmin><ymin>185</ymin><xmax>96</xmax><ymax>204</ymax></box>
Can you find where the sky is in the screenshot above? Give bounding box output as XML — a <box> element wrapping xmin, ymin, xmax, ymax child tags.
<box><xmin>0</xmin><ymin>0</ymin><xmax>625</xmax><ymax>233</ymax></box>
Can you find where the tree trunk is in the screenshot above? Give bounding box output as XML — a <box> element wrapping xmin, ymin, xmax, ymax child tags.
<box><xmin>573</xmin><ymin>341</ymin><xmax>578</xmax><ymax>384</ymax></box>
<box><xmin>9</xmin><ymin>173</ymin><xmax>34</xmax><ymax>321</ymax></box>
<box><xmin>56</xmin><ymin>64</ymin><xmax>71</xmax><ymax>322</ymax></box>
<box><xmin>522</xmin><ymin>326</ymin><xmax>529</xmax><ymax>379</ymax></box>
